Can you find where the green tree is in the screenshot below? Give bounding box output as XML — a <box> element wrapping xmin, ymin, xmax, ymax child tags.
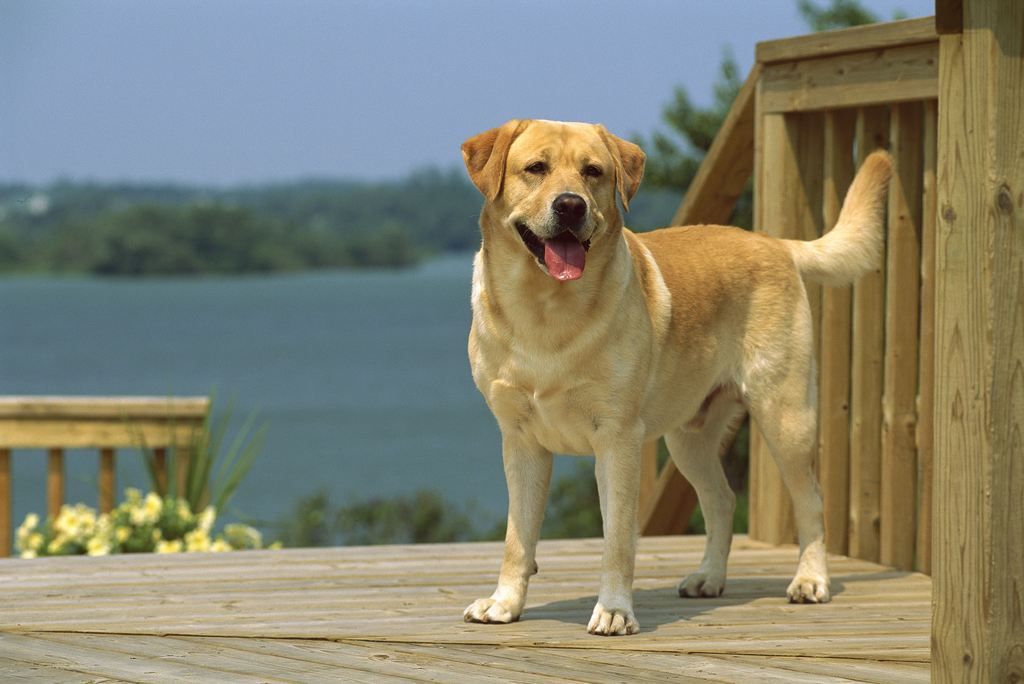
<box><xmin>635</xmin><ymin>0</ymin><xmax>896</xmax><ymax>229</ymax></box>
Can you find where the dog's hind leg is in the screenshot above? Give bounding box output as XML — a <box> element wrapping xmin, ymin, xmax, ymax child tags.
<box><xmin>744</xmin><ymin>334</ymin><xmax>831</xmax><ymax>603</ymax></box>
<box><xmin>464</xmin><ymin>435</ymin><xmax>552</xmax><ymax>624</ymax></box>
<box><xmin>668</xmin><ymin>387</ymin><xmax>745</xmax><ymax>598</ymax></box>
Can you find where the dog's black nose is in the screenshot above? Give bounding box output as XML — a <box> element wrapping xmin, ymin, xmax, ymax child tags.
<box><xmin>553</xmin><ymin>193</ymin><xmax>587</xmax><ymax>225</ymax></box>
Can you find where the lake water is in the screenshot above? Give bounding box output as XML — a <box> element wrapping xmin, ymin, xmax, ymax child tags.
<box><xmin>0</xmin><ymin>255</ymin><xmax>583</xmax><ymax>538</ymax></box>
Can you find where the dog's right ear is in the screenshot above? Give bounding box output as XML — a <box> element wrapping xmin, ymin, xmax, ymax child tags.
<box><xmin>461</xmin><ymin>120</ymin><xmax>530</xmax><ymax>201</ymax></box>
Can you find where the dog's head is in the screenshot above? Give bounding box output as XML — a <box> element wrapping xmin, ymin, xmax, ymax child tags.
<box><xmin>462</xmin><ymin>120</ymin><xmax>645</xmax><ymax>282</ymax></box>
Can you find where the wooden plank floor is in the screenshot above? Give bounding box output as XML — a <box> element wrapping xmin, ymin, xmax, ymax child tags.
<box><xmin>0</xmin><ymin>535</ymin><xmax>931</xmax><ymax>682</ymax></box>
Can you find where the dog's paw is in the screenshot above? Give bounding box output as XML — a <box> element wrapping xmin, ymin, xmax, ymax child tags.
<box><xmin>678</xmin><ymin>571</ymin><xmax>726</xmax><ymax>598</ymax></box>
<box><xmin>463</xmin><ymin>597</ymin><xmax>519</xmax><ymax>624</ymax></box>
<box><xmin>786</xmin><ymin>572</ymin><xmax>831</xmax><ymax>603</ymax></box>
<box><xmin>586</xmin><ymin>602</ymin><xmax>639</xmax><ymax>636</ymax></box>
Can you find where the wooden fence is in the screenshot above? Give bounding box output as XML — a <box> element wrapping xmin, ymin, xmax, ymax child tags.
<box><xmin>0</xmin><ymin>396</ymin><xmax>209</xmax><ymax>556</ymax></box>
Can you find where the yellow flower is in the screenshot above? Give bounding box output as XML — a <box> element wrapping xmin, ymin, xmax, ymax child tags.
<box><xmin>47</xmin><ymin>536</ymin><xmax>67</xmax><ymax>554</ymax></box>
<box><xmin>125</xmin><ymin>487</ymin><xmax>142</xmax><ymax>504</ymax></box>
<box><xmin>184</xmin><ymin>529</ymin><xmax>210</xmax><ymax>553</ymax></box>
<box><xmin>175</xmin><ymin>499</ymin><xmax>191</xmax><ymax>520</ymax></box>
<box><xmin>25</xmin><ymin>532</ymin><xmax>44</xmax><ymax>552</ymax></box>
<box><xmin>19</xmin><ymin>550</ymin><xmax>37</xmax><ymax>559</ymax></box>
<box><xmin>209</xmin><ymin>538</ymin><xmax>232</xmax><ymax>552</ymax></box>
<box><xmin>142</xmin><ymin>492</ymin><xmax>162</xmax><ymax>523</ymax></box>
<box><xmin>268</xmin><ymin>541</ymin><xmax>283</xmax><ymax>550</ymax></box>
<box><xmin>155</xmin><ymin>539</ymin><xmax>183</xmax><ymax>554</ymax></box>
<box><xmin>87</xmin><ymin>537</ymin><xmax>110</xmax><ymax>556</ymax></box>
<box><xmin>15</xmin><ymin>513</ymin><xmax>40</xmax><ymax>549</ymax></box>
<box><xmin>197</xmin><ymin>506</ymin><xmax>216</xmax><ymax>534</ymax></box>
<box><xmin>115</xmin><ymin>526</ymin><xmax>131</xmax><ymax>543</ymax></box>
<box><xmin>151</xmin><ymin>528</ymin><xmax>163</xmax><ymax>542</ymax></box>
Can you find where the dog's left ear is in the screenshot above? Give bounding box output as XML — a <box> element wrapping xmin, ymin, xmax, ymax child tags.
<box><xmin>598</xmin><ymin>126</ymin><xmax>646</xmax><ymax>212</ymax></box>
<box><xmin>461</xmin><ymin>119</ymin><xmax>531</xmax><ymax>201</ymax></box>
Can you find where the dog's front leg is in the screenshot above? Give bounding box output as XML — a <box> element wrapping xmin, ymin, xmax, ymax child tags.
<box><xmin>589</xmin><ymin>433</ymin><xmax>642</xmax><ymax>635</ymax></box>
<box><xmin>464</xmin><ymin>435</ymin><xmax>552</xmax><ymax>624</ymax></box>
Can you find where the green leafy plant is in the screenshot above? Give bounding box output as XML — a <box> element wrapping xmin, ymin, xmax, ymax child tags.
<box><xmin>138</xmin><ymin>396</ymin><xmax>267</xmax><ymax>516</ymax></box>
<box><xmin>14</xmin><ymin>489</ymin><xmax>278</xmax><ymax>558</ymax></box>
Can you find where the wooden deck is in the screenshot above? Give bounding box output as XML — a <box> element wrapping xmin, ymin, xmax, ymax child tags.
<box><xmin>0</xmin><ymin>535</ymin><xmax>931</xmax><ymax>682</ymax></box>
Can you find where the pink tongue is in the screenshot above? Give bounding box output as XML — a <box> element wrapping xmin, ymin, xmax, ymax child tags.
<box><xmin>543</xmin><ymin>232</ymin><xmax>586</xmax><ymax>281</ymax></box>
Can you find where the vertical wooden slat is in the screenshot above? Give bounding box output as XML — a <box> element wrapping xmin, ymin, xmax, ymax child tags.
<box><xmin>880</xmin><ymin>101</ymin><xmax>923</xmax><ymax>571</ymax></box>
<box><xmin>749</xmin><ymin>112</ymin><xmax>796</xmax><ymax>545</ymax></box>
<box><xmin>749</xmin><ymin>110</ymin><xmax>823</xmax><ymax>545</ymax></box>
<box><xmin>175</xmin><ymin>444</ymin><xmax>190</xmax><ymax>499</ymax></box>
<box><xmin>47</xmin><ymin>448</ymin><xmax>64</xmax><ymax>520</ymax></box>
<box><xmin>933</xmin><ymin>1</ymin><xmax>1024</xmax><ymax>677</ymax></box>
<box><xmin>847</xmin><ymin>106</ymin><xmax>889</xmax><ymax>563</ymax></box>
<box><xmin>153</xmin><ymin>447</ymin><xmax>168</xmax><ymax>493</ymax></box>
<box><xmin>0</xmin><ymin>449</ymin><xmax>10</xmax><ymax>557</ymax></box>
<box><xmin>99</xmin><ymin>448</ymin><xmax>116</xmax><ymax>513</ymax></box>
<box><xmin>819</xmin><ymin>108</ymin><xmax>856</xmax><ymax>557</ymax></box>
<box><xmin>915</xmin><ymin>99</ymin><xmax>937</xmax><ymax>575</ymax></box>
<box><xmin>748</xmin><ymin>81</ymin><xmax>768</xmax><ymax>544</ymax></box>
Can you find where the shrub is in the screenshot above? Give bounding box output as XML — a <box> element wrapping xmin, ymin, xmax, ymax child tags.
<box><xmin>14</xmin><ymin>488</ymin><xmax>277</xmax><ymax>558</ymax></box>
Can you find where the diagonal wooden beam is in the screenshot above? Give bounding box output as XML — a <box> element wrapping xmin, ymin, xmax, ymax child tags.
<box><xmin>670</xmin><ymin>63</ymin><xmax>761</xmax><ymax>227</ymax></box>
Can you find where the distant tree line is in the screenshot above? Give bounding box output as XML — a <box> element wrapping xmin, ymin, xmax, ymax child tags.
<box><xmin>0</xmin><ymin>167</ymin><xmax>679</xmax><ymax>276</ymax></box>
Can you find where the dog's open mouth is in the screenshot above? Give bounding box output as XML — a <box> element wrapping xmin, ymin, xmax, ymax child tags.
<box><xmin>516</xmin><ymin>222</ymin><xmax>591</xmax><ymax>282</ymax></box>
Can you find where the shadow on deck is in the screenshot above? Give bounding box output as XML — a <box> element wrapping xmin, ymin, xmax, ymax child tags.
<box><xmin>0</xmin><ymin>535</ymin><xmax>930</xmax><ymax>682</ymax></box>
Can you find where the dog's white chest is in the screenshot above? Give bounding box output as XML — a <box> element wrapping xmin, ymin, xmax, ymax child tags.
<box><xmin>484</xmin><ymin>358</ymin><xmax>601</xmax><ymax>456</ymax></box>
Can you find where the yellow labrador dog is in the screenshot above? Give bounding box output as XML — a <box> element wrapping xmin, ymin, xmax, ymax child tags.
<box><xmin>460</xmin><ymin>119</ymin><xmax>891</xmax><ymax>636</ymax></box>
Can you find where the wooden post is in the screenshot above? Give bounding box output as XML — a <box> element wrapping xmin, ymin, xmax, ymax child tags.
<box><xmin>153</xmin><ymin>447</ymin><xmax>168</xmax><ymax>494</ymax></box>
<box><xmin>818</xmin><ymin>109</ymin><xmax>856</xmax><ymax>556</ymax></box>
<box><xmin>99</xmin><ymin>448</ymin><xmax>116</xmax><ymax>513</ymax></box>
<box><xmin>47</xmin><ymin>448</ymin><xmax>64</xmax><ymax>520</ymax></box>
<box><xmin>175</xmin><ymin>445</ymin><xmax>190</xmax><ymax>499</ymax></box>
<box><xmin>933</xmin><ymin>0</ymin><xmax>1024</xmax><ymax>678</ymax></box>
<box><xmin>879</xmin><ymin>101</ymin><xmax>923</xmax><ymax>571</ymax></box>
<box><xmin>847</xmin><ymin>106</ymin><xmax>889</xmax><ymax>563</ymax></box>
<box><xmin>0</xmin><ymin>448</ymin><xmax>10</xmax><ymax>557</ymax></box>
<box><xmin>914</xmin><ymin>99</ymin><xmax>937</xmax><ymax>575</ymax></box>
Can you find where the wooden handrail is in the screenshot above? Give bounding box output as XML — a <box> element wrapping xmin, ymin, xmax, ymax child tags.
<box><xmin>0</xmin><ymin>396</ymin><xmax>210</xmax><ymax>557</ymax></box>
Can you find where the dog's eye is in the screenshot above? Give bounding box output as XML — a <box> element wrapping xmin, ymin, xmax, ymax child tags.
<box><xmin>525</xmin><ymin>161</ymin><xmax>547</xmax><ymax>175</ymax></box>
<box><xmin>583</xmin><ymin>164</ymin><xmax>603</xmax><ymax>178</ymax></box>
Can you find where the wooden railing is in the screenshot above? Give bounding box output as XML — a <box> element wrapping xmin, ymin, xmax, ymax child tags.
<box><xmin>750</xmin><ymin>18</ymin><xmax>938</xmax><ymax>575</ymax></box>
<box><xmin>638</xmin><ymin>17</ymin><xmax>939</xmax><ymax>574</ymax></box>
<box><xmin>640</xmin><ymin>9</ymin><xmax>1024</xmax><ymax>675</ymax></box>
<box><xmin>0</xmin><ymin>396</ymin><xmax>210</xmax><ymax>556</ymax></box>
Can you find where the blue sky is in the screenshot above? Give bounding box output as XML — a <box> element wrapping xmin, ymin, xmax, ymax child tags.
<box><xmin>1</xmin><ymin>0</ymin><xmax>934</xmax><ymax>185</ymax></box>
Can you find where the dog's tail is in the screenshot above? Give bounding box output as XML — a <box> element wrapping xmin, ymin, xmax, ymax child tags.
<box><xmin>784</xmin><ymin>150</ymin><xmax>893</xmax><ymax>285</ymax></box>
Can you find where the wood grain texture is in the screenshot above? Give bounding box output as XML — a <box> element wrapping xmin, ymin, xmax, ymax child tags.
<box><xmin>880</xmin><ymin>101</ymin><xmax>923</xmax><ymax>572</ymax></box>
<box><xmin>46</xmin><ymin>448</ymin><xmax>64</xmax><ymax>521</ymax></box>
<box><xmin>749</xmin><ymin>113</ymin><xmax>797</xmax><ymax>545</ymax></box>
<box><xmin>639</xmin><ymin>453</ymin><xmax>698</xmax><ymax>536</ymax></box>
<box><xmin>761</xmin><ymin>42</ymin><xmax>938</xmax><ymax>114</ymax></box>
<box><xmin>915</xmin><ymin>100</ymin><xmax>937</xmax><ymax>576</ymax></box>
<box><xmin>933</xmin><ymin>1</ymin><xmax>1024</xmax><ymax>679</ymax></box>
<box><xmin>819</xmin><ymin>108</ymin><xmax>856</xmax><ymax>557</ymax></box>
<box><xmin>756</xmin><ymin>17</ymin><xmax>936</xmax><ymax>63</ymax></box>
<box><xmin>847</xmin><ymin>106</ymin><xmax>890</xmax><ymax>564</ymax></box>
<box><xmin>98</xmin><ymin>448</ymin><xmax>115</xmax><ymax>514</ymax></box>
<box><xmin>0</xmin><ymin>535</ymin><xmax>932</xmax><ymax>681</ymax></box>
